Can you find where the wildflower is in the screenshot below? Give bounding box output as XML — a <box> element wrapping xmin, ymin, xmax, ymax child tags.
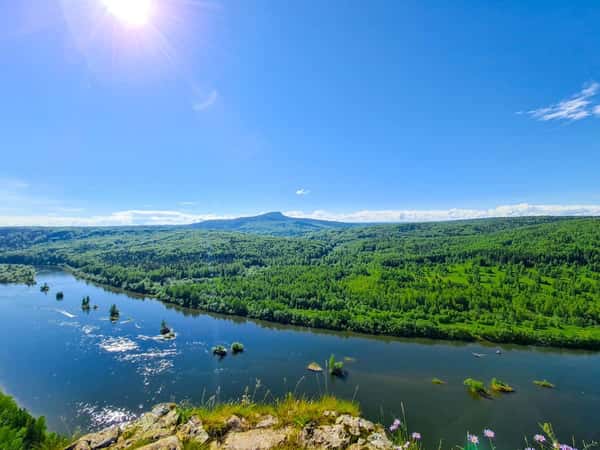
<box><xmin>534</xmin><ymin>435</ymin><xmax>547</xmax><ymax>443</ymax></box>
<box><xmin>559</xmin><ymin>445</ymin><xmax>574</xmax><ymax>450</ymax></box>
<box><xmin>525</xmin><ymin>448</ymin><xmax>536</xmax><ymax>450</ymax></box>
<box><xmin>404</xmin><ymin>441</ymin><xmax>410</xmax><ymax>449</ymax></box>
<box><xmin>468</xmin><ymin>434</ymin><xmax>479</xmax><ymax>445</ymax></box>
<box><xmin>483</xmin><ymin>429</ymin><xmax>495</xmax><ymax>439</ymax></box>
<box><xmin>389</xmin><ymin>419</ymin><xmax>401</xmax><ymax>432</ymax></box>
<box><xmin>412</xmin><ymin>432</ymin><xmax>421</xmax><ymax>440</ymax></box>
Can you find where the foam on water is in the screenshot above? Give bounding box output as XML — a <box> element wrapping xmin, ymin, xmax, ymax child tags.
<box><xmin>54</xmin><ymin>309</ymin><xmax>77</xmax><ymax>318</ymax></box>
<box><xmin>76</xmin><ymin>402</ymin><xmax>137</xmax><ymax>430</ymax></box>
<box><xmin>99</xmin><ymin>337</ymin><xmax>139</xmax><ymax>353</ymax></box>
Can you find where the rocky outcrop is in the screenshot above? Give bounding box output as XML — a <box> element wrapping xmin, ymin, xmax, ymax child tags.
<box><xmin>66</xmin><ymin>404</ymin><xmax>394</xmax><ymax>450</ymax></box>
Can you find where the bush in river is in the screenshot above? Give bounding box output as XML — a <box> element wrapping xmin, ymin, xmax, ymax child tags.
<box><xmin>231</xmin><ymin>342</ymin><xmax>244</xmax><ymax>353</ymax></box>
<box><xmin>328</xmin><ymin>354</ymin><xmax>345</xmax><ymax>377</ymax></box>
<box><xmin>463</xmin><ymin>378</ymin><xmax>490</xmax><ymax>397</ymax></box>
<box><xmin>109</xmin><ymin>304</ymin><xmax>120</xmax><ymax>321</ymax></box>
<box><xmin>212</xmin><ymin>345</ymin><xmax>227</xmax><ymax>357</ymax></box>
<box><xmin>490</xmin><ymin>378</ymin><xmax>514</xmax><ymax>393</ymax></box>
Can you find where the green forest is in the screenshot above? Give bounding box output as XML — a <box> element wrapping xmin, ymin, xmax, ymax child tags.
<box><xmin>0</xmin><ymin>390</ymin><xmax>65</xmax><ymax>450</ymax></box>
<box><xmin>0</xmin><ymin>217</ymin><xmax>599</xmax><ymax>348</ymax></box>
<box><xmin>0</xmin><ymin>264</ymin><xmax>35</xmax><ymax>285</ymax></box>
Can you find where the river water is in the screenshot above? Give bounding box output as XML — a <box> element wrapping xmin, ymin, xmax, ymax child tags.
<box><xmin>0</xmin><ymin>269</ymin><xmax>598</xmax><ymax>448</ymax></box>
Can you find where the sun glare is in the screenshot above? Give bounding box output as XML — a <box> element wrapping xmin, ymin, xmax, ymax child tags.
<box><xmin>101</xmin><ymin>0</ymin><xmax>155</xmax><ymax>28</ymax></box>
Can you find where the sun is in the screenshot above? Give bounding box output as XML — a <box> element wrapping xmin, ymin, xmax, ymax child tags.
<box><xmin>101</xmin><ymin>0</ymin><xmax>155</xmax><ymax>28</ymax></box>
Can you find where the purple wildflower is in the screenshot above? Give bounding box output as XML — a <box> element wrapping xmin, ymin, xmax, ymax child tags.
<box><xmin>483</xmin><ymin>429</ymin><xmax>495</xmax><ymax>439</ymax></box>
<box><xmin>534</xmin><ymin>435</ymin><xmax>546</xmax><ymax>443</ymax></box>
<box><xmin>389</xmin><ymin>419</ymin><xmax>401</xmax><ymax>433</ymax></box>
<box><xmin>468</xmin><ymin>434</ymin><xmax>479</xmax><ymax>445</ymax></box>
<box><xmin>412</xmin><ymin>432</ymin><xmax>421</xmax><ymax>440</ymax></box>
<box><xmin>559</xmin><ymin>445</ymin><xmax>574</xmax><ymax>450</ymax></box>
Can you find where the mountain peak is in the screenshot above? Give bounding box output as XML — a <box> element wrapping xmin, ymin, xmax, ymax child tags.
<box><xmin>260</xmin><ymin>211</ymin><xmax>286</xmax><ymax>219</ymax></box>
<box><xmin>190</xmin><ymin>211</ymin><xmax>354</xmax><ymax>236</ymax></box>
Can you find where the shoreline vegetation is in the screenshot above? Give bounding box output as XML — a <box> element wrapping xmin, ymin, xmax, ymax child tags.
<box><xmin>0</xmin><ymin>264</ymin><xmax>36</xmax><ymax>285</ymax></box>
<box><xmin>0</xmin><ymin>217</ymin><xmax>599</xmax><ymax>349</ymax></box>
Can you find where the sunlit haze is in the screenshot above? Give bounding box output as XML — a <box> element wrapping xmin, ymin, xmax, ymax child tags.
<box><xmin>101</xmin><ymin>0</ymin><xmax>155</xmax><ymax>28</ymax></box>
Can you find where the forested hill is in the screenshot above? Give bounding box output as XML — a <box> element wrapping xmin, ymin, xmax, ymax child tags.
<box><xmin>0</xmin><ymin>216</ymin><xmax>599</xmax><ymax>348</ymax></box>
<box><xmin>190</xmin><ymin>211</ymin><xmax>356</xmax><ymax>236</ymax></box>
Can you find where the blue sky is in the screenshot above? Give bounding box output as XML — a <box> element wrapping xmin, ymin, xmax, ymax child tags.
<box><xmin>0</xmin><ymin>0</ymin><xmax>599</xmax><ymax>225</ymax></box>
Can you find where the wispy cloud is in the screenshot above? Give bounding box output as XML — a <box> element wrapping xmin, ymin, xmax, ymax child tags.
<box><xmin>0</xmin><ymin>210</ymin><xmax>232</xmax><ymax>227</ymax></box>
<box><xmin>285</xmin><ymin>203</ymin><xmax>600</xmax><ymax>223</ymax></box>
<box><xmin>526</xmin><ymin>82</ymin><xmax>600</xmax><ymax>121</ymax></box>
<box><xmin>178</xmin><ymin>201</ymin><xmax>198</xmax><ymax>207</ymax></box>
<box><xmin>295</xmin><ymin>188</ymin><xmax>310</xmax><ymax>196</ymax></box>
<box><xmin>192</xmin><ymin>90</ymin><xmax>218</xmax><ymax>112</ymax></box>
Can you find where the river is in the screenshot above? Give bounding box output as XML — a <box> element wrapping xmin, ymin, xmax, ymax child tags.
<box><xmin>0</xmin><ymin>269</ymin><xmax>598</xmax><ymax>448</ymax></box>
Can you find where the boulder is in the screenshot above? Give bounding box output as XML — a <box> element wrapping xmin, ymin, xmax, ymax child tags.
<box><xmin>300</xmin><ymin>423</ymin><xmax>351</xmax><ymax>449</ymax></box>
<box><xmin>255</xmin><ymin>415</ymin><xmax>279</xmax><ymax>429</ymax></box>
<box><xmin>336</xmin><ymin>415</ymin><xmax>375</xmax><ymax>436</ymax></box>
<box><xmin>226</xmin><ymin>415</ymin><xmax>248</xmax><ymax>432</ymax></box>
<box><xmin>215</xmin><ymin>428</ymin><xmax>291</xmax><ymax>450</ymax></box>
<box><xmin>66</xmin><ymin>425</ymin><xmax>120</xmax><ymax>450</ymax></box>
<box><xmin>136</xmin><ymin>436</ymin><xmax>182</xmax><ymax>450</ymax></box>
<box><xmin>176</xmin><ymin>416</ymin><xmax>209</xmax><ymax>445</ymax></box>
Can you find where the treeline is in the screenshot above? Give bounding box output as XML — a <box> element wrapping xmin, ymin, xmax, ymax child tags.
<box><xmin>0</xmin><ymin>390</ymin><xmax>66</xmax><ymax>450</ymax></box>
<box><xmin>0</xmin><ymin>217</ymin><xmax>599</xmax><ymax>348</ymax></box>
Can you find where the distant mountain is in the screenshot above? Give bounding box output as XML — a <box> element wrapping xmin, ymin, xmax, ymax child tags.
<box><xmin>189</xmin><ymin>212</ymin><xmax>355</xmax><ymax>236</ymax></box>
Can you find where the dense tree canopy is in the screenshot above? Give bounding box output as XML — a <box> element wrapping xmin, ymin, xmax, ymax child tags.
<box><xmin>1</xmin><ymin>217</ymin><xmax>599</xmax><ymax>348</ymax></box>
<box><xmin>0</xmin><ymin>390</ymin><xmax>65</xmax><ymax>450</ymax></box>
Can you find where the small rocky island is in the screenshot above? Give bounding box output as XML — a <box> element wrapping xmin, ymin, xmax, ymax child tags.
<box><xmin>67</xmin><ymin>400</ymin><xmax>395</xmax><ymax>449</ymax></box>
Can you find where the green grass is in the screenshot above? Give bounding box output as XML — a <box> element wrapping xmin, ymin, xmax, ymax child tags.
<box><xmin>179</xmin><ymin>394</ymin><xmax>359</xmax><ymax>439</ymax></box>
<box><xmin>463</xmin><ymin>378</ymin><xmax>490</xmax><ymax>397</ymax></box>
<box><xmin>431</xmin><ymin>378</ymin><xmax>447</xmax><ymax>385</ymax></box>
<box><xmin>490</xmin><ymin>378</ymin><xmax>514</xmax><ymax>393</ymax></box>
<box><xmin>534</xmin><ymin>379</ymin><xmax>555</xmax><ymax>389</ymax></box>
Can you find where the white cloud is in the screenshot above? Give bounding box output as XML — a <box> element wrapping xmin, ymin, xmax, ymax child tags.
<box><xmin>0</xmin><ymin>203</ymin><xmax>599</xmax><ymax>227</ymax></box>
<box><xmin>285</xmin><ymin>203</ymin><xmax>600</xmax><ymax>223</ymax></box>
<box><xmin>0</xmin><ymin>210</ymin><xmax>231</xmax><ymax>227</ymax></box>
<box><xmin>178</xmin><ymin>201</ymin><xmax>198</xmax><ymax>207</ymax></box>
<box><xmin>526</xmin><ymin>82</ymin><xmax>600</xmax><ymax>121</ymax></box>
<box><xmin>295</xmin><ymin>188</ymin><xmax>310</xmax><ymax>196</ymax></box>
<box><xmin>192</xmin><ymin>90</ymin><xmax>218</xmax><ymax>111</ymax></box>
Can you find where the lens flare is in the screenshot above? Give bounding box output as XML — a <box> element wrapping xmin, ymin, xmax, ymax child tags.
<box><xmin>101</xmin><ymin>0</ymin><xmax>155</xmax><ymax>28</ymax></box>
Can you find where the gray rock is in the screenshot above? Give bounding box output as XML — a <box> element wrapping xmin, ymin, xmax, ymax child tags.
<box><xmin>136</xmin><ymin>436</ymin><xmax>182</xmax><ymax>450</ymax></box>
<box><xmin>216</xmin><ymin>428</ymin><xmax>291</xmax><ymax>450</ymax></box>
<box><xmin>336</xmin><ymin>415</ymin><xmax>376</xmax><ymax>437</ymax></box>
<box><xmin>176</xmin><ymin>416</ymin><xmax>209</xmax><ymax>444</ymax></box>
<box><xmin>226</xmin><ymin>415</ymin><xmax>248</xmax><ymax>432</ymax></box>
<box><xmin>151</xmin><ymin>403</ymin><xmax>176</xmax><ymax>418</ymax></box>
<box><xmin>300</xmin><ymin>423</ymin><xmax>351</xmax><ymax>449</ymax></box>
<box><xmin>66</xmin><ymin>425</ymin><xmax>120</xmax><ymax>450</ymax></box>
<box><xmin>365</xmin><ymin>432</ymin><xmax>394</xmax><ymax>449</ymax></box>
<box><xmin>255</xmin><ymin>415</ymin><xmax>279</xmax><ymax>429</ymax></box>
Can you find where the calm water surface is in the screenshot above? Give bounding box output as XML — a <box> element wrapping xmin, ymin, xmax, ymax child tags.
<box><xmin>0</xmin><ymin>269</ymin><xmax>598</xmax><ymax>448</ymax></box>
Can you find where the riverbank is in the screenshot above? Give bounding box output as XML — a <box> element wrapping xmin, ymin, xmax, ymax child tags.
<box><xmin>1</xmin><ymin>218</ymin><xmax>599</xmax><ymax>351</ymax></box>
<box><xmin>0</xmin><ymin>264</ymin><xmax>36</xmax><ymax>285</ymax></box>
<box><xmin>62</xmin><ymin>265</ymin><xmax>600</xmax><ymax>351</ymax></box>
